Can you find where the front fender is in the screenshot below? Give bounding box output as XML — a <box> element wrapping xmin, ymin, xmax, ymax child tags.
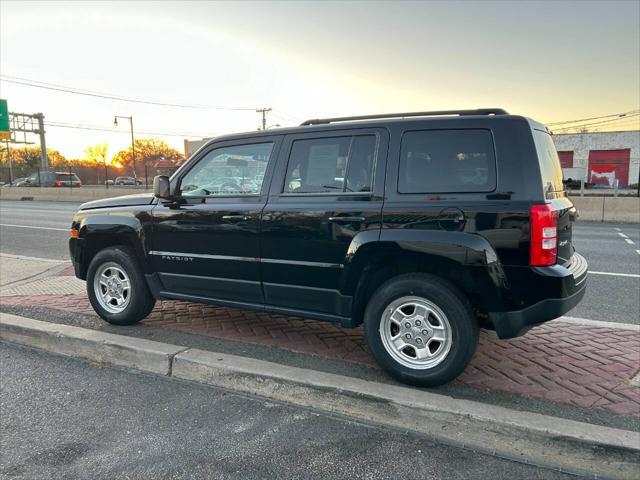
<box><xmin>74</xmin><ymin>207</ymin><xmax>154</xmax><ymax>275</ymax></box>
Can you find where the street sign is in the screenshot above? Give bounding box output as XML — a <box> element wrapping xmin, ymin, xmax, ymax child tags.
<box><xmin>0</xmin><ymin>99</ymin><xmax>9</xmax><ymax>140</ymax></box>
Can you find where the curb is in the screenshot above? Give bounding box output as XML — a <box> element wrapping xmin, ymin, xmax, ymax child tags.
<box><xmin>1</xmin><ymin>313</ymin><xmax>639</xmax><ymax>479</ymax></box>
<box><xmin>0</xmin><ymin>314</ymin><xmax>187</xmax><ymax>375</ymax></box>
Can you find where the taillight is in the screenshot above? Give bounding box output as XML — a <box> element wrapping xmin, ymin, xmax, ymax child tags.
<box><xmin>530</xmin><ymin>204</ymin><xmax>558</xmax><ymax>266</ymax></box>
<box><xmin>54</xmin><ymin>180</ymin><xmax>62</xmax><ymax>187</ymax></box>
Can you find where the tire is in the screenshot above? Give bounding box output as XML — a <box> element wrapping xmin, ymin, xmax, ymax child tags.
<box><xmin>86</xmin><ymin>246</ymin><xmax>156</xmax><ymax>325</ymax></box>
<box><xmin>364</xmin><ymin>273</ymin><xmax>478</xmax><ymax>387</ymax></box>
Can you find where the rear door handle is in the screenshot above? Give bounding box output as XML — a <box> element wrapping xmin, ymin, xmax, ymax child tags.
<box><xmin>328</xmin><ymin>216</ymin><xmax>366</xmax><ymax>223</ymax></box>
<box><xmin>222</xmin><ymin>215</ymin><xmax>250</xmax><ymax>222</ymax></box>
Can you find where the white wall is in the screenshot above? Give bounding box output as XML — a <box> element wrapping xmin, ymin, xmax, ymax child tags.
<box><xmin>184</xmin><ymin>138</ymin><xmax>214</xmax><ymax>158</ymax></box>
<box><xmin>552</xmin><ymin>131</ymin><xmax>640</xmax><ymax>186</ymax></box>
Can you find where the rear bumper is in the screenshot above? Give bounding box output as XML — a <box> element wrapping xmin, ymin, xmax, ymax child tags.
<box><xmin>489</xmin><ymin>253</ymin><xmax>588</xmax><ymax>339</ymax></box>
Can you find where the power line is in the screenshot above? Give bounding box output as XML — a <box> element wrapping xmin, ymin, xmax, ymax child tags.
<box><xmin>0</xmin><ymin>75</ymin><xmax>257</xmax><ymax>111</ymax></box>
<box><xmin>552</xmin><ymin>113</ymin><xmax>640</xmax><ymax>132</ymax></box>
<box><xmin>47</xmin><ymin>120</ymin><xmax>215</xmax><ymax>138</ymax></box>
<box><xmin>546</xmin><ymin>109</ymin><xmax>640</xmax><ymax>126</ymax></box>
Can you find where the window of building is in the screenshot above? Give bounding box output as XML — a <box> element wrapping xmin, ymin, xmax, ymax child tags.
<box><xmin>284</xmin><ymin>135</ymin><xmax>376</xmax><ymax>193</ymax></box>
<box><xmin>398</xmin><ymin>129</ymin><xmax>496</xmax><ymax>193</ymax></box>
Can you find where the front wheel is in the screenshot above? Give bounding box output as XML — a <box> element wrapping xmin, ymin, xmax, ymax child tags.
<box><xmin>86</xmin><ymin>246</ymin><xmax>156</xmax><ymax>325</ymax></box>
<box><xmin>364</xmin><ymin>273</ymin><xmax>478</xmax><ymax>387</ymax></box>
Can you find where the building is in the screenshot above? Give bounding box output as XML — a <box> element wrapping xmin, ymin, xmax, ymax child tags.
<box><xmin>552</xmin><ymin>131</ymin><xmax>640</xmax><ymax>188</ymax></box>
<box><xmin>184</xmin><ymin>138</ymin><xmax>212</xmax><ymax>159</ymax></box>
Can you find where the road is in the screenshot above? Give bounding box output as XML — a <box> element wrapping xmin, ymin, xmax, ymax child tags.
<box><xmin>1</xmin><ymin>200</ymin><xmax>638</xmax><ymax>324</ymax></box>
<box><xmin>0</xmin><ymin>342</ymin><xmax>570</xmax><ymax>480</ymax></box>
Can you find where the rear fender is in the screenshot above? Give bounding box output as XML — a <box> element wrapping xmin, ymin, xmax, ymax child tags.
<box><xmin>343</xmin><ymin>229</ymin><xmax>509</xmax><ymax>314</ymax></box>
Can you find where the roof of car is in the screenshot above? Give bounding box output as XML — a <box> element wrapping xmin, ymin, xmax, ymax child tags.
<box><xmin>199</xmin><ymin>110</ymin><xmax>536</xmax><ymax>149</ymax></box>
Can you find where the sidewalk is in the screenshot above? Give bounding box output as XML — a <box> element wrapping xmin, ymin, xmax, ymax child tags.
<box><xmin>1</xmin><ymin>255</ymin><xmax>639</xmax><ymax>417</ymax></box>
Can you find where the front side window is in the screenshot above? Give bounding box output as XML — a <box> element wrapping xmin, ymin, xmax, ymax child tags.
<box><xmin>179</xmin><ymin>142</ymin><xmax>273</xmax><ymax>196</ymax></box>
<box><xmin>283</xmin><ymin>135</ymin><xmax>376</xmax><ymax>193</ymax></box>
<box><xmin>398</xmin><ymin>129</ymin><xmax>496</xmax><ymax>193</ymax></box>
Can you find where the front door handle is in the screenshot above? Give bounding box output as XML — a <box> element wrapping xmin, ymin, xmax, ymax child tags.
<box><xmin>222</xmin><ymin>215</ymin><xmax>250</xmax><ymax>222</ymax></box>
<box><xmin>328</xmin><ymin>216</ymin><xmax>366</xmax><ymax>223</ymax></box>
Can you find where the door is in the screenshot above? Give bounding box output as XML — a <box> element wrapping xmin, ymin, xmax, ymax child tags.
<box><xmin>260</xmin><ymin>128</ymin><xmax>388</xmax><ymax>318</ymax></box>
<box><xmin>150</xmin><ymin>136</ymin><xmax>281</xmax><ymax>304</ymax></box>
<box><xmin>588</xmin><ymin>149</ymin><xmax>631</xmax><ymax>188</ymax></box>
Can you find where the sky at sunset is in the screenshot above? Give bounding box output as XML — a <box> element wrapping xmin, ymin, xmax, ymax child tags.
<box><xmin>1</xmin><ymin>0</ymin><xmax>639</xmax><ymax>161</ymax></box>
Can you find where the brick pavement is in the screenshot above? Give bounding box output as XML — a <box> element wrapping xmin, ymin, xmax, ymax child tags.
<box><xmin>2</xmin><ymin>292</ymin><xmax>639</xmax><ymax>416</ymax></box>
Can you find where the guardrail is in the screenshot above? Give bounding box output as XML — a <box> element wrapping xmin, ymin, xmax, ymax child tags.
<box><xmin>0</xmin><ymin>186</ymin><xmax>152</xmax><ymax>202</ymax></box>
<box><xmin>570</xmin><ymin>196</ymin><xmax>640</xmax><ymax>223</ymax></box>
<box><xmin>1</xmin><ymin>187</ymin><xmax>638</xmax><ymax>223</ymax></box>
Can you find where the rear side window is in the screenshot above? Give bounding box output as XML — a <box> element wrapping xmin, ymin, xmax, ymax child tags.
<box><xmin>533</xmin><ymin>130</ymin><xmax>564</xmax><ymax>196</ymax></box>
<box><xmin>398</xmin><ymin>129</ymin><xmax>496</xmax><ymax>193</ymax></box>
<box><xmin>55</xmin><ymin>173</ymin><xmax>80</xmax><ymax>181</ymax></box>
<box><xmin>284</xmin><ymin>135</ymin><xmax>376</xmax><ymax>193</ymax></box>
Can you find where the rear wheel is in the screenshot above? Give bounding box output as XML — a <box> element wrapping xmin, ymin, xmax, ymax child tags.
<box><xmin>364</xmin><ymin>273</ymin><xmax>478</xmax><ymax>387</ymax></box>
<box><xmin>86</xmin><ymin>246</ymin><xmax>156</xmax><ymax>325</ymax></box>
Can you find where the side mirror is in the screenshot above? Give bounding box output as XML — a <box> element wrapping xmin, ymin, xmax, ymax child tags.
<box><xmin>153</xmin><ymin>175</ymin><xmax>171</xmax><ymax>199</ymax></box>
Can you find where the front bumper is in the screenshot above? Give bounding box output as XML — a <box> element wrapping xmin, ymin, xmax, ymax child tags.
<box><xmin>69</xmin><ymin>237</ymin><xmax>86</xmax><ymax>279</ymax></box>
<box><xmin>489</xmin><ymin>253</ymin><xmax>588</xmax><ymax>339</ymax></box>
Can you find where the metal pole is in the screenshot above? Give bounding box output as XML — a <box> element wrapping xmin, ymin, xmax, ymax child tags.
<box><xmin>5</xmin><ymin>140</ymin><xmax>13</xmax><ymax>185</ymax></box>
<box><xmin>36</xmin><ymin>113</ymin><xmax>48</xmax><ymax>172</ymax></box>
<box><xmin>104</xmin><ymin>157</ymin><xmax>109</xmax><ymax>189</ymax></box>
<box><xmin>129</xmin><ymin>116</ymin><xmax>136</xmax><ymax>178</ymax></box>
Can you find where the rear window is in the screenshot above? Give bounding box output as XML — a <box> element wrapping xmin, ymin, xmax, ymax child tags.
<box><xmin>55</xmin><ymin>173</ymin><xmax>79</xmax><ymax>181</ymax></box>
<box><xmin>398</xmin><ymin>129</ymin><xmax>496</xmax><ymax>193</ymax></box>
<box><xmin>532</xmin><ymin>130</ymin><xmax>564</xmax><ymax>196</ymax></box>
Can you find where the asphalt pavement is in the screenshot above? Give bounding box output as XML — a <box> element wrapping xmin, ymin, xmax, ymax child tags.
<box><xmin>1</xmin><ymin>200</ymin><xmax>638</xmax><ymax>324</ymax></box>
<box><xmin>0</xmin><ymin>342</ymin><xmax>572</xmax><ymax>480</ymax></box>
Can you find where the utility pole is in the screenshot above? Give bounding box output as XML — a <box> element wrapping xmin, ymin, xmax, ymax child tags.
<box><xmin>256</xmin><ymin>107</ymin><xmax>272</xmax><ymax>130</ymax></box>
<box><xmin>114</xmin><ymin>115</ymin><xmax>136</xmax><ymax>178</ymax></box>
<box><xmin>35</xmin><ymin>113</ymin><xmax>48</xmax><ymax>172</ymax></box>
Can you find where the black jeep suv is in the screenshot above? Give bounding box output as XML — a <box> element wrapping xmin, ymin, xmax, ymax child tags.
<box><xmin>69</xmin><ymin>109</ymin><xmax>588</xmax><ymax>387</ymax></box>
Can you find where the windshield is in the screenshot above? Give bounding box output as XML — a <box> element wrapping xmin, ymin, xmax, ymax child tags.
<box><xmin>533</xmin><ymin>129</ymin><xmax>564</xmax><ymax>198</ymax></box>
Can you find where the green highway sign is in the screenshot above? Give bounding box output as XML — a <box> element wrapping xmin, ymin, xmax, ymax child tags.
<box><xmin>0</xmin><ymin>99</ymin><xmax>9</xmax><ymax>140</ymax></box>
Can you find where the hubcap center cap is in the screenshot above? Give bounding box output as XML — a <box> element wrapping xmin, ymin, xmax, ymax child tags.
<box><xmin>397</xmin><ymin>315</ymin><xmax>435</xmax><ymax>348</ymax></box>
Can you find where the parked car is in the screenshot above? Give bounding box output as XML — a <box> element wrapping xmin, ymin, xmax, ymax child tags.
<box><xmin>22</xmin><ymin>171</ymin><xmax>82</xmax><ymax>187</ymax></box>
<box><xmin>1</xmin><ymin>177</ymin><xmax>27</xmax><ymax>187</ymax></box>
<box><xmin>115</xmin><ymin>176</ymin><xmax>143</xmax><ymax>186</ymax></box>
<box><xmin>69</xmin><ymin>109</ymin><xmax>588</xmax><ymax>387</ymax></box>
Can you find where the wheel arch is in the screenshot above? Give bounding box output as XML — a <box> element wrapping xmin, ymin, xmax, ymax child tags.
<box><xmin>342</xmin><ymin>230</ymin><xmax>507</xmax><ymax>326</ymax></box>
<box><xmin>76</xmin><ymin>214</ymin><xmax>150</xmax><ymax>279</ymax></box>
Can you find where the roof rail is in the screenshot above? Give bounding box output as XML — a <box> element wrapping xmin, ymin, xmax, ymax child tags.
<box><xmin>300</xmin><ymin>108</ymin><xmax>509</xmax><ymax>126</ymax></box>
